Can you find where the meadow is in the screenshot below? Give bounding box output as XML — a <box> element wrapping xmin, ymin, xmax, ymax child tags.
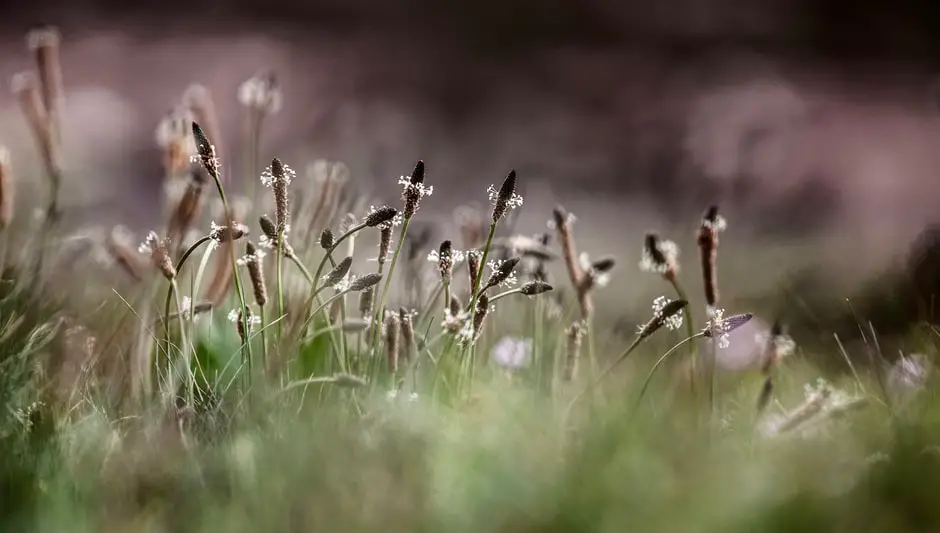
<box><xmin>1</xmin><ymin>26</ymin><xmax>939</xmax><ymax>533</ymax></box>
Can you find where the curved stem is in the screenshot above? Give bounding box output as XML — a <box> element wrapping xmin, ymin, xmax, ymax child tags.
<box><xmin>163</xmin><ymin>236</ymin><xmax>213</xmax><ymax>356</ymax></box>
<box><xmin>567</xmin><ymin>335</ymin><xmax>644</xmax><ymax>413</ymax></box>
<box><xmin>311</xmin><ymin>223</ymin><xmax>367</xmax><ymax>289</ymax></box>
<box><xmin>459</xmin><ymin>222</ymin><xmax>498</xmax><ymax>397</ymax></box>
<box><xmin>289</xmin><ymin>254</ymin><xmax>315</xmax><ymax>285</ymax></box>
<box><xmin>669</xmin><ymin>278</ymin><xmax>697</xmax><ymax>396</ymax></box>
<box><xmin>204</xmin><ymin>165</ymin><xmax>253</xmax><ymax>388</ymax></box>
<box><xmin>631</xmin><ymin>333</ymin><xmax>704</xmax><ymax>418</ymax></box>
<box><xmin>487</xmin><ymin>287</ymin><xmax>523</xmax><ymax>304</ymax></box>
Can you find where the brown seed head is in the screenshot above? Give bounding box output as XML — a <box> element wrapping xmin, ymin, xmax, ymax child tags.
<box><xmin>437</xmin><ymin>240</ymin><xmax>454</xmax><ymax>284</ymax></box>
<box><xmin>209</xmin><ymin>222</ymin><xmax>249</xmax><ymax>243</ymax></box>
<box><xmin>350</xmin><ymin>273</ymin><xmax>383</xmax><ymax>292</ymax></box>
<box><xmin>520</xmin><ymin>280</ymin><xmax>553</xmax><ymax>296</ymax></box>
<box><xmin>402</xmin><ymin>160</ymin><xmax>427</xmax><ymax>219</ymax></box>
<box><xmin>482</xmin><ymin>256</ymin><xmax>521</xmax><ymax>292</ymax></box>
<box><xmin>245</xmin><ymin>241</ymin><xmax>267</xmax><ymax>306</ymax></box>
<box><xmin>637</xmin><ymin>299</ymin><xmax>688</xmax><ymax>339</ymax></box>
<box><xmin>491</xmin><ymin>170</ymin><xmax>518</xmax><ymax>223</ymax></box>
<box><xmin>191</xmin><ymin>122</ymin><xmax>219</xmax><ymax>176</ymax></box>
<box><xmin>467</xmin><ymin>250</ymin><xmax>482</xmax><ymax>291</ymax></box>
<box><xmin>358</xmin><ymin>289</ymin><xmax>374</xmax><ymax>317</ymax></box>
<box><xmin>324</xmin><ymin>257</ymin><xmax>353</xmax><ymax>287</ymax></box>
<box><xmin>378</xmin><ymin>226</ymin><xmax>392</xmax><ymax>266</ymax></box>
<box><xmin>471</xmin><ymin>294</ymin><xmax>490</xmax><ymax>341</ymax></box>
<box><xmin>320</xmin><ymin>228</ymin><xmax>334</xmax><ymax>250</ymax></box>
<box><xmin>365</xmin><ymin>205</ymin><xmax>398</xmax><ymax>228</ymax></box>
<box><xmin>385</xmin><ymin>312</ymin><xmax>401</xmax><ymax>373</ymax></box>
<box><xmin>270</xmin><ymin>158</ymin><xmax>291</xmax><ymax>233</ymax></box>
<box><xmin>399</xmin><ymin>307</ymin><xmax>414</xmax><ymax>363</ymax></box>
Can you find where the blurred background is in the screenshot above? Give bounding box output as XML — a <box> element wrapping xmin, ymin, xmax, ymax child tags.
<box><xmin>1</xmin><ymin>0</ymin><xmax>940</xmax><ymax>321</ymax></box>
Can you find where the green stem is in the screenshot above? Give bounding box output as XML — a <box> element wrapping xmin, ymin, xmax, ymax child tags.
<box><xmin>631</xmin><ymin>334</ymin><xmax>704</xmax><ymax>419</ymax></box>
<box><xmin>459</xmin><ymin>221</ymin><xmax>499</xmax><ymax>397</ymax></box>
<box><xmin>276</xmin><ymin>232</ymin><xmax>284</xmax><ymax>343</ymax></box>
<box><xmin>566</xmin><ymin>332</ymin><xmax>652</xmax><ymax>414</ymax></box>
<box><xmin>259</xmin><ymin>304</ymin><xmax>268</xmax><ymax>377</ymax></box>
<box><xmin>669</xmin><ymin>278</ymin><xmax>697</xmax><ymax>396</ymax></box>
<box><xmin>370</xmin><ymin>218</ymin><xmax>412</xmax><ymax>354</ymax></box>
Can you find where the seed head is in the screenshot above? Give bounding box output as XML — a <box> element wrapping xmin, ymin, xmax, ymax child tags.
<box><xmin>520</xmin><ymin>280</ymin><xmax>553</xmax><ymax>296</ymax></box>
<box><xmin>399</xmin><ymin>307</ymin><xmax>415</xmax><ymax>363</ymax></box>
<box><xmin>364</xmin><ymin>205</ymin><xmax>400</xmax><ymax>228</ymax></box>
<box><xmin>191</xmin><ymin>122</ymin><xmax>220</xmax><ymax>175</ymax></box>
<box><xmin>640</xmin><ymin>232</ymin><xmax>680</xmax><ymax>279</ymax></box>
<box><xmin>482</xmin><ymin>257</ymin><xmax>521</xmax><ymax>292</ymax></box>
<box><xmin>489</xmin><ymin>170</ymin><xmax>523</xmax><ymax>223</ymax></box>
<box><xmin>320</xmin><ymin>228</ymin><xmax>334</xmax><ymax>250</ymax></box>
<box><xmin>258</xmin><ymin>215</ymin><xmax>294</xmax><ymax>256</ymax></box>
<box><xmin>138</xmin><ymin>231</ymin><xmax>175</xmax><ymax>280</ymax></box>
<box><xmin>243</xmin><ymin>241</ymin><xmax>267</xmax><ymax>306</ymax></box>
<box><xmin>702</xmin><ymin>309</ymin><xmax>753</xmax><ymax>348</ymax></box>
<box><xmin>637</xmin><ymin>299</ymin><xmax>688</xmax><ymax>339</ymax></box>
<box><xmin>697</xmin><ymin>205</ymin><xmax>723</xmax><ymax>307</ymax></box>
<box><xmin>323</xmin><ymin>256</ymin><xmax>353</xmax><ymax>287</ymax></box>
<box><xmin>263</xmin><ymin>158</ymin><xmax>293</xmax><ymax>233</ymax></box>
<box><xmin>436</xmin><ymin>240</ymin><xmax>454</xmax><ymax>284</ymax></box>
<box><xmin>209</xmin><ymin>221</ymin><xmax>249</xmax><ymax>243</ymax></box>
<box><xmin>467</xmin><ymin>250</ymin><xmax>483</xmax><ymax>290</ymax></box>
<box><xmin>229</xmin><ymin>308</ymin><xmax>261</xmax><ymax>344</ymax></box>
<box><xmin>400</xmin><ymin>160</ymin><xmax>432</xmax><ymax>219</ymax></box>
<box><xmin>350</xmin><ymin>273</ymin><xmax>382</xmax><ymax>292</ymax></box>
<box><xmin>470</xmin><ymin>294</ymin><xmax>490</xmax><ymax>342</ymax></box>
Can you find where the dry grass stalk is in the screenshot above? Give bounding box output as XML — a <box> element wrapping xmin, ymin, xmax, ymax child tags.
<box><xmin>385</xmin><ymin>312</ymin><xmax>401</xmax><ymax>374</ymax></box>
<box><xmin>552</xmin><ymin>205</ymin><xmax>593</xmax><ymax>319</ymax></box>
<box><xmin>564</xmin><ymin>321</ymin><xmax>586</xmax><ymax>382</ymax></box>
<box><xmin>696</xmin><ymin>205</ymin><xmax>722</xmax><ymax>308</ymax></box>
<box><xmin>27</xmin><ymin>27</ymin><xmax>64</xmax><ymax>143</ymax></box>
<box><xmin>107</xmin><ymin>226</ymin><xmax>147</xmax><ymax>281</ymax></box>
<box><xmin>139</xmin><ymin>232</ymin><xmax>175</xmax><ymax>280</ymax></box>
<box><xmin>167</xmin><ymin>170</ymin><xmax>206</xmax><ymax>250</ymax></box>
<box><xmin>11</xmin><ymin>72</ymin><xmax>62</xmax><ymax>209</ymax></box>
<box><xmin>0</xmin><ymin>148</ymin><xmax>14</xmax><ymax>229</ymax></box>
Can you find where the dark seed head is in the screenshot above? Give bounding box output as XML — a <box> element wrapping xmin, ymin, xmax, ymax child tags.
<box><xmin>638</xmin><ymin>299</ymin><xmax>688</xmax><ymax>339</ymax></box>
<box><xmin>492</xmin><ymin>169</ymin><xmax>517</xmax><ymax>222</ymax></box>
<box><xmin>259</xmin><ymin>215</ymin><xmax>277</xmax><ymax>239</ymax></box>
<box><xmin>482</xmin><ymin>256</ymin><xmax>521</xmax><ymax>292</ymax></box>
<box><xmin>320</xmin><ymin>229</ymin><xmax>334</xmax><ymax>250</ymax></box>
<box><xmin>365</xmin><ymin>206</ymin><xmax>398</xmax><ymax>228</ymax></box>
<box><xmin>410</xmin><ymin>160</ymin><xmax>425</xmax><ymax>185</ymax></box>
<box><xmin>591</xmin><ymin>256</ymin><xmax>616</xmax><ymax>273</ymax></box>
<box><xmin>520</xmin><ymin>280</ymin><xmax>552</xmax><ymax>296</ymax></box>
<box><xmin>350</xmin><ymin>273</ymin><xmax>382</xmax><ymax>292</ymax></box>
<box><xmin>702</xmin><ymin>313</ymin><xmax>754</xmax><ymax>337</ymax></box>
<box><xmin>324</xmin><ymin>256</ymin><xmax>353</xmax><ymax>287</ymax></box>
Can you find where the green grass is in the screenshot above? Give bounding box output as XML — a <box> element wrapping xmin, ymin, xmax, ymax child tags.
<box><xmin>3</xmin><ymin>34</ymin><xmax>940</xmax><ymax>531</ymax></box>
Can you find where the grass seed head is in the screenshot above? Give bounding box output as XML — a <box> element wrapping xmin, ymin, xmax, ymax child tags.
<box><xmin>399</xmin><ymin>307</ymin><xmax>414</xmax><ymax>362</ymax></box>
<box><xmin>209</xmin><ymin>221</ymin><xmax>249</xmax><ymax>243</ymax></box>
<box><xmin>358</xmin><ymin>288</ymin><xmax>374</xmax><ymax>317</ymax></box>
<box><xmin>244</xmin><ymin>241</ymin><xmax>267</xmax><ymax>306</ymax></box>
<box><xmin>191</xmin><ymin>122</ymin><xmax>219</xmax><ymax>176</ymax></box>
<box><xmin>364</xmin><ymin>205</ymin><xmax>398</xmax><ymax>228</ymax></box>
<box><xmin>697</xmin><ymin>205</ymin><xmax>722</xmax><ymax>307</ymax></box>
<box><xmin>320</xmin><ymin>229</ymin><xmax>334</xmax><ymax>250</ymax></box>
<box><xmin>468</xmin><ymin>250</ymin><xmax>483</xmax><ymax>291</ymax></box>
<box><xmin>520</xmin><ymin>280</ymin><xmax>553</xmax><ymax>296</ymax></box>
<box><xmin>637</xmin><ymin>299</ymin><xmax>688</xmax><ymax>339</ymax></box>
<box><xmin>482</xmin><ymin>256</ymin><xmax>521</xmax><ymax>292</ymax></box>
<box><xmin>385</xmin><ymin>312</ymin><xmax>401</xmax><ymax>373</ymax></box>
<box><xmin>401</xmin><ymin>160</ymin><xmax>431</xmax><ymax>219</ymax></box>
<box><xmin>324</xmin><ymin>256</ymin><xmax>353</xmax><ymax>287</ymax></box>
<box><xmin>350</xmin><ymin>273</ymin><xmax>382</xmax><ymax>292</ymax></box>
<box><xmin>490</xmin><ymin>170</ymin><xmax>522</xmax><ymax>223</ymax></box>
<box><xmin>436</xmin><ymin>240</ymin><xmax>454</xmax><ymax>284</ymax></box>
<box><xmin>138</xmin><ymin>231</ymin><xmax>175</xmax><ymax>280</ymax></box>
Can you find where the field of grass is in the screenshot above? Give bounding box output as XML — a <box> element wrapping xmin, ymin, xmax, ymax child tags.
<box><xmin>1</xmin><ymin>26</ymin><xmax>940</xmax><ymax>533</ymax></box>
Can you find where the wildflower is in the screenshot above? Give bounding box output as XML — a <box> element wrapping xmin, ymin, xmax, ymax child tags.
<box><xmin>365</xmin><ymin>205</ymin><xmax>401</xmax><ymax>229</ymax></box>
<box><xmin>259</xmin><ymin>161</ymin><xmax>295</xmax><ymax>188</ymax></box>
<box><xmin>350</xmin><ymin>273</ymin><xmax>382</xmax><ymax>292</ymax></box>
<box><xmin>640</xmin><ymin>233</ymin><xmax>680</xmax><ymax>279</ymax></box>
<box><xmin>652</xmin><ymin>296</ymin><xmax>684</xmax><ymax>331</ymax></box>
<box><xmin>322</xmin><ymin>256</ymin><xmax>353</xmax><ymax>288</ymax></box>
<box><xmin>488</xmin><ymin>170</ymin><xmax>523</xmax><ymax>223</ymax></box>
<box><xmin>242</xmin><ymin>241</ymin><xmax>267</xmax><ymax>306</ymax></box>
<box><xmin>138</xmin><ymin>231</ymin><xmax>175</xmax><ymax>279</ymax></box>
<box><xmin>400</xmin><ymin>160</ymin><xmax>432</xmax><ymax>219</ymax></box>
<box><xmin>482</xmin><ymin>258</ymin><xmax>520</xmax><ymax>291</ymax></box>
<box><xmin>191</xmin><ymin>122</ymin><xmax>221</xmax><ymax>176</ymax></box>
<box><xmin>209</xmin><ymin>221</ymin><xmax>249</xmax><ymax>243</ymax></box>
<box><xmin>429</xmin><ymin>241</ymin><xmax>465</xmax><ymax>284</ymax></box>
<box><xmin>636</xmin><ymin>298</ymin><xmax>688</xmax><ymax>339</ymax></box>
<box><xmin>237</xmin><ymin>71</ymin><xmax>283</xmax><ymax>114</ymax></box>
<box><xmin>491</xmin><ymin>336</ymin><xmax>532</xmax><ymax>370</ymax></box>
<box><xmin>229</xmin><ymin>307</ymin><xmax>261</xmax><ymax>343</ymax></box>
<box><xmin>703</xmin><ymin>307</ymin><xmax>753</xmax><ymax>348</ymax></box>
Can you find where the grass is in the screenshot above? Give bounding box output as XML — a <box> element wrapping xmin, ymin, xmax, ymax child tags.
<box><xmin>1</xmin><ymin>25</ymin><xmax>940</xmax><ymax>533</ymax></box>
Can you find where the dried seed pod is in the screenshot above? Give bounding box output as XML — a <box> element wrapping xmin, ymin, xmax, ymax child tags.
<box><xmin>320</xmin><ymin>228</ymin><xmax>334</xmax><ymax>250</ymax></box>
<box><xmin>481</xmin><ymin>257</ymin><xmax>520</xmax><ymax>292</ymax></box>
<box><xmin>385</xmin><ymin>312</ymin><xmax>401</xmax><ymax>373</ymax></box>
<box><xmin>491</xmin><ymin>170</ymin><xmax>517</xmax><ymax>223</ymax></box>
<box><xmin>520</xmin><ymin>280</ymin><xmax>552</xmax><ymax>296</ymax></box>
<box><xmin>323</xmin><ymin>257</ymin><xmax>353</xmax><ymax>287</ymax></box>
<box><xmin>364</xmin><ymin>205</ymin><xmax>398</xmax><ymax>228</ymax></box>
<box><xmin>637</xmin><ymin>299</ymin><xmax>688</xmax><ymax>339</ymax></box>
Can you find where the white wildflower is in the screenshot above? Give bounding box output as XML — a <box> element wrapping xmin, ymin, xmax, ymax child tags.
<box><xmin>579</xmin><ymin>252</ymin><xmax>610</xmax><ymax>288</ymax></box>
<box><xmin>706</xmin><ymin>306</ymin><xmax>731</xmax><ymax>349</ymax></box>
<box><xmin>366</xmin><ymin>205</ymin><xmax>403</xmax><ymax>230</ymax></box>
<box><xmin>653</xmin><ymin>296</ymin><xmax>684</xmax><ymax>331</ymax></box>
<box><xmin>491</xmin><ymin>337</ymin><xmax>532</xmax><ymax>370</ymax></box>
<box><xmin>138</xmin><ymin>231</ymin><xmax>159</xmax><ymax>255</ymax></box>
<box><xmin>487</xmin><ymin>259</ymin><xmax>518</xmax><ymax>287</ymax></box>
<box><xmin>180</xmin><ymin>296</ymin><xmax>192</xmax><ymax>319</ymax></box>
<box><xmin>427</xmin><ymin>248</ymin><xmax>466</xmax><ymax>264</ymax></box>
<box><xmin>703</xmin><ymin>215</ymin><xmax>728</xmax><ymax>232</ymax></box>
<box><xmin>546</xmin><ymin>211</ymin><xmax>576</xmax><ymax>230</ymax></box>
<box><xmin>260</xmin><ymin>162</ymin><xmax>296</xmax><ymax>188</ymax></box>
<box><xmin>398</xmin><ymin>176</ymin><xmax>433</xmax><ymax>199</ymax></box>
<box><xmin>228</xmin><ymin>309</ymin><xmax>261</xmax><ymax>328</ymax></box>
<box><xmin>639</xmin><ymin>238</ymin><xmax>679</xmax><ymax>274</ymax></box>
<box><xmin>487</xmin><ymin>184</ymin><xmax>523</xmax><ymax>210</ymax></box>
<box><xmin>236</xmin><ymin>247</ymin><xmax>266</xmax><ymax>266</ymax></box>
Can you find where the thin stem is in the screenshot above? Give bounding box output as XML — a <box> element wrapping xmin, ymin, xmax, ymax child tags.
<box><xmin>459</xmin><ymin>222</ymin><xmax>498</xmax><ymax>397</ymax></box>
<box><xmin>669</xmin><ymin>278</ymin><xmax>697</xmax><ymax>397</ymax></box>
<box><xmin>171</xmin><ymin>279</ymin><xmax>194</xmax><ymax>408</ymax></box>
<box><xmin>163</xmin><ymin>236</ymin><xmax>213</xmax><ymax>358</ymax></box>
<box><xmin>311</xmin><ymin>223</ymin><xmax>367</xmax><ymax>287</ymax></box>
<box><xmin>289</xmin><ymin>254</ymin><xmax>315</xmax><ymax>285</ymax></box>
<box><xmin>371</xmin><ymin>218</ymin><xmax>412</xmax><ymax>354</ymax></box>
<box><xmin>631</xmin><ymin>334</ymin><xmax>705</xmax><ymax>419</ymax></box>
<box><xmin>277</xmin><ymin>233</ymin><xmax>284</xmax><ymax>342</ymax></box>
<box><xmin>204</xmin><ymin>165</ymin><xmax>253</xmax><ymax>389</ymax></box>
<box><xmin>259</xmin><ymin>304</ymin><xmax>268</xmax><ymax>377</ymax></box>
<box><xmin>486</xmin><ymin>287</ymin><xmax>523</xmax><ymax>304</ymax></box>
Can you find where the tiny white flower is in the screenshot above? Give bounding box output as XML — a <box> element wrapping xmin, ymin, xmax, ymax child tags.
<box><xmin>653</xmin><ymin>296</ymin><xmax>683</xmax><ymax>331</ymax></box>
<box><xmin>260</xmin><ymin>163</ymin><xmax>296</xmax><ymax>188</ymax></box>
<box><xmin>227</xmin><ymin>309</ymin><xmax>240</xmax><ymax>323</ymax></box>
<box><xmin>639</xmin><ymin>238</ymin><xmax>679</xmax><ymax>274</ymax></box>
<box><xmin>236</xmin><ymin>247</ymin><xmax>266</xmax><ymax>266</ymax></box>
<box><xmin>579</xmin><ymin>252</ymin><xmax>611</xmax><ymax>288</ymax></box>
<box><xmin>703</xmin><ymin>215</ymin><xmax>728</xmax><ymax>232</ymax></box>
<box><xmin>138</xmin><ymin>231</ymin><xmax>159</xmax><ymax>255</ymax></box>
<box><xmin>491</xmin><ymin>337</ymin><xmax>532</xmax><ymax>369</ymax></box>
<box><xmin>427</xmin><ymin>248</ymin><xmax>466</xmax><ymax>264</ymax></box>
<box><xmin>180</xmin><ymin>296</ymin><xmax>192</xmax><ymax>319</ymax></box>
<box><xmin>398</xmin><ymin>176</ymin><xmax>434</xmax><ymax>199</ymax></box>
<box><xmin>706</xmin><ymin>306</ymin><xmax>731</xmax><ymax>349</ymax></box>
<box><xmin>487</xmin><ymin>259</ymin><xmax>518</xmax><ymax>287</ymax></box>
<box><xmin>546</xmin><ymin>211</ymin><xmax>576</xmax><ymax>230</ymax></box>
<box><xmin>487</xmin><ymin>184</ymin><xmax>524</xmax><ymax>210</ymax></box>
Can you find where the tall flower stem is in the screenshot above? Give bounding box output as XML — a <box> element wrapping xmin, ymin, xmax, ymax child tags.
<box><xmin>631</xmin><ymin>333</ymin><xmax>704</xmax><ymax>419</ymax></box>
<box><xmin>371</xmin><ymin>218</ymin><xmax>412</xmax><ymax>354</ymax></box>
<box><xmin>668</xmin><ymin>277</ymin><xmax>697</xmax><ymax>395</ymax></box>
<box><xmin>276</xmin><ymin>233</ymin><xmax>284</xmax><ymax>342</ymax></box>
<box><xmin>162</xmin><ymin>235</ymin><xmax>212</xmax><ymax>362</ymax></box>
